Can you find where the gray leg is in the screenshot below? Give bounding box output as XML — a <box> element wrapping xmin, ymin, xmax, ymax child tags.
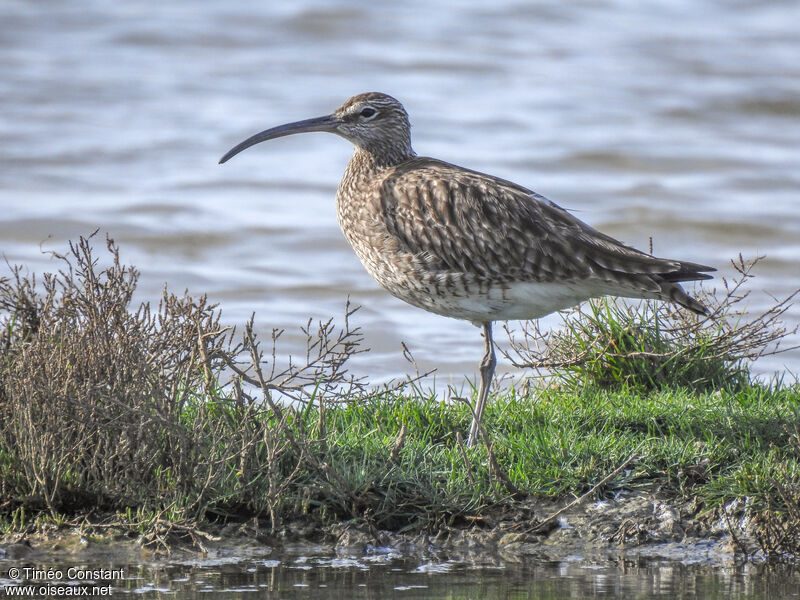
<box><xmin>467</xmin><ymin>322</ymin><xmax>496</xmax><ymax>448</ymax></box>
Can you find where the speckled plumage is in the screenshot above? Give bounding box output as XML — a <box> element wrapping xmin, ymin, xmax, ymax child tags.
<box><xmin>220</xmin><ymin>91</ymin><xmax>715</xmax><ymax>446</ymax></box>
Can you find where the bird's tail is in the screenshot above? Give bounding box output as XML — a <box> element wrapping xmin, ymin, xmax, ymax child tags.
<box><xmin>654</xmin><ymin>259</ymin><xmax>715</xmax><ymax>316</ymax></box>
<box><xmin>659</xmin><ymin>281</ymin><xmax>709</xmax><ymax>316</ymax></box>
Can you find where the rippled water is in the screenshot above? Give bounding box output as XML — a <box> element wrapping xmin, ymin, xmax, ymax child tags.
<box><xmin>3</xmin><ymin>549</ymin><xmax>800</xmax><ymax>599</ymax></box>
<box><xmin>1</xmin><ymin>0</ymin><xmax>798</xmax><ymax>383</ymax></box>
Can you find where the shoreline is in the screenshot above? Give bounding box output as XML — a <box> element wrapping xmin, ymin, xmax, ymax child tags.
<box><xmin>0</xmin><ymin>487</ymin><xmax>775</xmax><ymax>568</ymax></box>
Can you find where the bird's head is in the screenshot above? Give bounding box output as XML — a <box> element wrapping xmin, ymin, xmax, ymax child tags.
<box><xmin>219</xmin><ymin>92</ymin><xmax>414</xmax><ymax>166</ymax></box>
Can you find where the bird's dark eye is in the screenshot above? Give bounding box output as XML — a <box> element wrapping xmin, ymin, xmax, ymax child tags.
<box><xmin>360</xmin><ymin>107</ymin><xmax>377</xmax><ymax>118</ymax></box>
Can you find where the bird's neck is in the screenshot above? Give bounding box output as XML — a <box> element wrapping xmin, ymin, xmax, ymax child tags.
<box><xmin>338</xmin><ymin>146</ymin><xmax>416</xmax><ymax>208</ymax></box>
<box><xmin>349</xmin><ymin>144</ymin><xmax>415</xmax><ymax>172</ymax></box>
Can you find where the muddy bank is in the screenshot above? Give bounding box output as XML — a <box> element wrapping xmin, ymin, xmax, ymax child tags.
<box><xmin>0</xmin><ymin>488</ymin><xmax>769</xmax><ymax>568</ymax></box>
<box><xmin>326</xmin><ymin>488</ymin><xmax>750</xmax><ymax>566</ymax></box>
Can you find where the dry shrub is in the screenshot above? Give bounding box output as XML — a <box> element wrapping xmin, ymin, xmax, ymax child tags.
<box><xmin>0</xmin><ymin>234</ymin><xmax>374</xmax><ymax>530</ymax></box>
<box><xmin>0</xmin><ymin>236</ymin><xmax>233</xmax><ymax>513</ymax></box>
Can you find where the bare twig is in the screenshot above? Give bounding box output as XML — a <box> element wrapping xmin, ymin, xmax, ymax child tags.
<box><xmin>527</xmin><ymin>447</ymin><xmax>641</xmax><ymax>534</ymax></box>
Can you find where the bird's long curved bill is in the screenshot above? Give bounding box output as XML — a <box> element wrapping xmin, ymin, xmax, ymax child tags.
<box><xmin>219</xmin><ymin>115</ymin><xmax>337</xmax><ymax>164</ymax></box>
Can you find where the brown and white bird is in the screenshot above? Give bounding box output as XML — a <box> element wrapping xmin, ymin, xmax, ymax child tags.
<box><xmin>220</xmin><ymin>92</ymin><xmax>714</xmax><ymax>447</ymax></box>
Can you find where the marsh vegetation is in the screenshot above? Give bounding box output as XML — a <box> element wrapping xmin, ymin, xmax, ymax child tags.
<box><xmin>1</xmin><ymin>235</ymin><xmax>798</xmax><ymax>560</ymax></box>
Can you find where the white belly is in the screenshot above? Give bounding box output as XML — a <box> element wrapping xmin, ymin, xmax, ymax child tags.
<box><xmin>386</xmin><ymin>278</ymin><xmax>622</xmax><ymax>325</ymax></box>
<box><xmin>446</xmin><ymin>280</ymin><xmax>601</xmax><ymax>323</ymax></box>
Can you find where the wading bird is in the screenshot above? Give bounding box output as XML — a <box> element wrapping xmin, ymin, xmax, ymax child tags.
<box><xmin>220</xmin><ymin>92</ymin><xmax>714</xmax><ymax>447</ymax></box>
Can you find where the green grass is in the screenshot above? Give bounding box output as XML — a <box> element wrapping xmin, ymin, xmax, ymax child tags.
<box><xmin>4</xmin><ymin>379</ymin><xmax>798</xmax><ymax>537</ymax></box>
<box><xmin>294</xmin><ymin>382</ymin><xmax>800</xmax><ymax>525</ymax></box>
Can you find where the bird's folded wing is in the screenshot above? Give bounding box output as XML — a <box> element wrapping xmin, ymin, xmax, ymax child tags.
<box><xmin>378</xmin><ymin>157</ymin><xmax>714</xmax><ymax>286</ymax></box>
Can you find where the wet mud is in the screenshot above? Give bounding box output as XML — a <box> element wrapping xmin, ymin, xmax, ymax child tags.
<box><xmin>0</xmin><ymin>488</ymin><xmax>760</xmax><ymax>567</ymax></box>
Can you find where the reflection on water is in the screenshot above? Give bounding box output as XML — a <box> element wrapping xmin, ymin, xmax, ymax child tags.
<box><xmin>3</xmin><ymin>550</ymin><xmax>800</xmax><ymax>599</ymax></box>
<box><xmin>1</xmin><ymin>0</ymin><xmax>798</xmax><ymax>385</ymax></box>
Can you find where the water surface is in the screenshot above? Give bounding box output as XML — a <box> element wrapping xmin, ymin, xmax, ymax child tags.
<box><xmin>4</xmin><ymin>549</ymin><xmax>800</xmax><ymax>599</ymax></box>
<box><xmin>1</xmin><ymin>0</ymin><xmax>798</xmax><ymax>384</ymax></box>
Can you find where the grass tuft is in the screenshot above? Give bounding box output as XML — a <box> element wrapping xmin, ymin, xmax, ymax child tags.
<box><xmin>504</xmin><ymin>255</ymin><xmax>799</xmax><ymax>392</ymax></box>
